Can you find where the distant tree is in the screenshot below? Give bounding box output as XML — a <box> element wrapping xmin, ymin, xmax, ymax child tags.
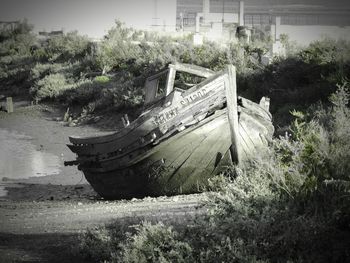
<box><xmin>41</xmin><ymin>31</ymin><xmax>92</xmax><ymax>62</ymax></box>
<box><xmin>96</xmin><ymin>21</ymin><xmax>141</xmax><ymax>74</ymax></box>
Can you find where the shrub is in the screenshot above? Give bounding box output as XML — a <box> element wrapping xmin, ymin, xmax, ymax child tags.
<box><xmin>0</xmin><ymin>20</ymin><xmax>37</xmax><ymax>94</ymax></box>
<box><xmin>118</xmin><ymin>222</ymin><xmax>193</xmax><ymax>263</ymax></box>
<box><xmin>95</xmin><ymin>21</ymin><xmax>142</xmax><ymax>74</ymax></box>
<box><xmin>30</xmin><ymin>62</ymin><xmax>67</xmax><ymax>80</ymax></box>
<box><xmin>94</xmin><ymin>75</ymin><xmax>110</xmax><ymax>83</ymax></box>
<box><xmin>239</xmin><ymin>38</ymin><xmax>350</xmax><ymax>130</ymax></box>
<box><xmin>40</xmin><ymin>31</ymin><xmax>92</xmax><ymax>62</ymax></box>
<box><xmin>299</xmin><ymin>38</ymin><xmax>350</xmax><ymax>66</ymax></box>
<box><xmin>30</xmin><ymin>73</ymin><xmax>71</xmax><ymax>100</ymax></box>
<box><xmin>79</xmin><ymin>226</ymin><xmax>116</xmax><ymax>263</ymax></box>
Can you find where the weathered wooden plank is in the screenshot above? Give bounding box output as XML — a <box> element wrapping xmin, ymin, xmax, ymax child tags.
<box><xmin>239</xmin><ymin>106</ymin><xmax>274</xmax><ymax>135</ymax></box>
<box><xmin>161</xmin><ymin>114</ymin><xmax>230</xmax><ymax>192</ymax></box>
<box><xmin>146</xmin><ymin>68</ymin><xmax>169</xmax><ymax>81</ymax></box>
<box><xmin>165</xmin><ymin>65</ymin><xmax>176</xmax><ymax>96</ymax></box>
<box><xmin>172</xmin><ymin>62</ymin><xmax>215</xmax><ymax>78</ymax></box>
<box><xmin>183</xmin><ymin>117</ymin><xmax>231</xmax><ymax>180</ymax></box>
<box><xmin>238</xmin><ymin>122</ymin><xmax>256</xmax><ymax>154</ymax></box>
<box><xmin>68</xmin><ymin>118</ymin><xmax>157</xmax><ymax>155</ymax></box>
<box><xmin>69</xmin><ymin>102</ymin><xmax>164</xmax><ymax>144</ymax></box>
<box><xmin>239</xmin><ymin>96</ymin><xmax>272</xmax><ymax>120</ymax></box>
<box><xmin>224</xmin><ymin>65</ymin><xmax>241</xmax><ymax>164</ymax></box>
<box><xmin>97</xmin><ymin>122</ymin><xmax>206</xmax><ymax>172</ymax></box>
<box><xmin>239</xmin><ymin>110</ymin><xmax>274</xmax><ymax>140</ymax></box>
<box><xmin>259</xmin><ymin>97</ymin><xmax>270</xmax><ymax>112</ymax></box>
<box><xmin>237</xmin><ymin>131</ymin><xmax>249</xmax><ymax>161</ymax></box>
<box><xmin>144</xmin><ymin>78</ymin><xmax>159</xmax><ymax>105</ymax></box>
<box><xmin>182</xmin><ymin>73</ymin><xmax>224</xmax><ymax>97</ymax></box>
<box><xmin>129</xmin><ymin>110</ymin><xmax>228</xmax><ymax>170</ymax></box>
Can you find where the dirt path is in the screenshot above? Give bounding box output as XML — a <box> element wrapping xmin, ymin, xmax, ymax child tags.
<box><xmin>0</xmin><ymin>194</ymin><xmax>204</xmax><ymax>263</ymax></box>
<box><xmin>0</xmin><ymin>194</ymin><xmax>203</xmax><ymax>235</ymax></box>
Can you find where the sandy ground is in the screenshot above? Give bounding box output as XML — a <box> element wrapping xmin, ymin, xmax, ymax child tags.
<box><xmin>0</xmin><ymin>101</ymin><xmax>204</xmax><ymax>262</ymax></box>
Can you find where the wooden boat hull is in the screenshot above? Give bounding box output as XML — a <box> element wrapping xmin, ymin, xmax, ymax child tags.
<box><xmin>81</xmin><ymin>110</ymin><xmax>228</xmax><ymax>198</ymax></box>
<box><xmin>78</xmin><ymin>106</ymin><xmax>273</xmax><ymax>199</ymax></box>
<box><xmin>65</xmin><ymin>64</ymin><xmax>274</xmax><ymax>199</ymax></box>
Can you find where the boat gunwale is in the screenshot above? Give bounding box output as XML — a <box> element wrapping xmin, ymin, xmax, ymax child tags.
<box><xmin>68</xmin><ymin>70</ymin><xmax>225</xmax><ymax>145</ymax></box>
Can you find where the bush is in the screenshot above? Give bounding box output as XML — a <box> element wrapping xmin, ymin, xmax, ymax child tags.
<box><xmin>119</xmin><ymin>222</ymin><xmax>193</xmax><ymax>263</ymax></box>
<box><xmin>30</xmin><ymin>62</ymin><xmax>67</xmax><ymax>80</ymax></box>
<box><xmin>0</xmin><ymin>20</ymin><xmax>37</xmax><ymax>94</ymax></box>
<box><xmin>30</xmin><ymin>73</ymin><xmax>71</xmax><ymax>100</ymax></box>
<box><xmin>96</xmin><ymin>21</ymin><xmax>142</xmax><ymax>74</ymax></box>
<box><xmin>239</xmin><ymin>39</ymin><xmax>350</xmax><ymax>130</ymax></box>
<box><xmin>79</xmin><ymin>226</ymin><xmax>115</xmax><ymax>262</ymax></box>
<box><xmin>94</xmin><ymin>75</ymin><xmax>110</xmax><ymax>83</ymax></box>
<box><xmin>39</xmin><ymin>31</ymin><xmax>92</xmax><ymax>62</ymax></box>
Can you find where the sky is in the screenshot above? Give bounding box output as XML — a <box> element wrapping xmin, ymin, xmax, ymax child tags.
<box><xmin>0</xmin><ymin>0</ymin><xmax>349</xmax><ymax>38</ymax></box>
<box><xmin>0</xmin><ymin>0</ymin><xmax>176</xmax><ymax>38</ymax></box>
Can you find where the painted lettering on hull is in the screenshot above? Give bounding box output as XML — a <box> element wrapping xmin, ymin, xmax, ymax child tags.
<box><xmin>153</xmin><ymin>107</ymin><xmax>179</xmax><ymax>126</ymax></box>
<box><xmin>180</xmin><ymin>89</ymin><xmax>207</xmax><ymax>106</ymax></box>
<box><xmin>152</xmin><ymin>85</ymin><xmax>211</xmax><ymax>127</ymax></box>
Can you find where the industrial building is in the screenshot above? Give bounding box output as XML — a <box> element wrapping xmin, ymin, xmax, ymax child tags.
<box><xmin>173</xmin><ymin>0</ymin><xmax>350</xmax><ymax>45</ymax></box>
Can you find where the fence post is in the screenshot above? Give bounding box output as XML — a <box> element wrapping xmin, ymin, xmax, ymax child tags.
<box><xmin>6</xmin><ymin>97</ymin><xmax>13</xmax><ymax>113</ymax></box>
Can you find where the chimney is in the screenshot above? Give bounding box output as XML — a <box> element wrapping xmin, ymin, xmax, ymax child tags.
<box><xmin>275</xmin><ymin>16</ymin><xmax>281</xmax><ymax>41</ymax></box>
<box><xmin>239</xmin><ymin>1</ymin><xmax>244</xmax><ymax>26</ymax></box>
<box><xmin>203</xmin><ymin>0</ymin><xmax>210</xmax><ymax>16</ymax></box>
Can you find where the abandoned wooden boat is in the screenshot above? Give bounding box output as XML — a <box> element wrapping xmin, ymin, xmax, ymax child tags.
<box><xmin>65</xmin><ymin>63</ymin><xmax>274</xmax><ymax>199</ymax></box>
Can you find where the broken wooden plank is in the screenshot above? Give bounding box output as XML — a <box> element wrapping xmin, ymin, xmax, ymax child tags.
<box><xmin>165</xmin><ymin>65</ymin><xmax>176</xmax><ymax>96</ymax></box>
<box><xmin>172</xmin><ymin>62</ymin><xmax>215</xmax><ymax>78</ymax></box>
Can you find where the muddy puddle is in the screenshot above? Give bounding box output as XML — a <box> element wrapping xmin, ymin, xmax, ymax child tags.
<box><xmin>0</xmin><ymin>129</ymin><xmax>60</xmax><ymax>196</ymax></box>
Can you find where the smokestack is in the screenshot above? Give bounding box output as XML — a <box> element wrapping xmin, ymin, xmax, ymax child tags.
<box><xmin>239</xmin><ymin>1</ymin><xmax>244</xmax><ymax>26</ymax></box>
<box><xmin>203</xmin><ymin>0</ymin><xmax>210</xmax><ymax>16</ymax></box>
<box><xmin>275</xmin><ymin>16</ymin><xmax>281</xmax><ymax>41</ymax></box>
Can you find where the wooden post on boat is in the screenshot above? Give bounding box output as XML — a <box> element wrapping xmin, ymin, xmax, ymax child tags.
<box><xmin>122</xmin><ymin>114</ymin><xmax>130</xmax><ymax>127</ymax></box>
<box><xmin>225</xmin><ymin>65</ymin><xmax>241</xmax><ymax>164</ymax></box>
<box><xmin>165</xmin><ymin>65</ymin><xmax>176</xmax><ymax>96</ymax></box>
<box><xmin>6</xmin><ymin>97</ymin><xmax>13</xmax><ymax>113</ymax></box>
